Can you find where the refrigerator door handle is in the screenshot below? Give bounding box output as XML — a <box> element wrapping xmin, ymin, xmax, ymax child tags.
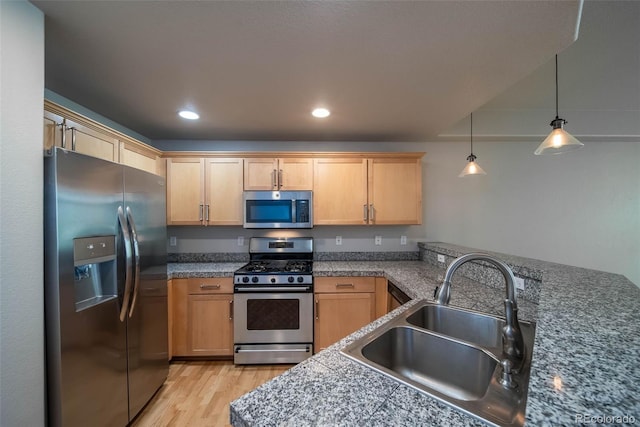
<box><xmin>117</xmin><ymin>206</ymin><xmax>133</xmax><ymax>322</ymax></box>
<box><xmin>126</xmin><ymin>206</ymin><xmax>141</xmax><ymax>318</ymax></box>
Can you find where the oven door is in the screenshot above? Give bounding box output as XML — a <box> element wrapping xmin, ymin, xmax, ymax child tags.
<box><xmin>233</xmin><ymin>288</ymin><xmax>313</xmax><ymax>364</ymax></box>
<box><xmin>234</xmin><ymin>289</ymin><xmax>313</xmax><ymax>344</ymax></box>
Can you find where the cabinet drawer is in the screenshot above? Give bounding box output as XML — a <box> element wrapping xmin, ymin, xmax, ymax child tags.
<box><xmin>187</xmin><ymin>277</ymin><xmax>233</xmax><ymax>294</ymax></box>
<box><xmin>314</xmin><ymin>277</ymin><xmax>376</xmax><ymax>293</ymax></box>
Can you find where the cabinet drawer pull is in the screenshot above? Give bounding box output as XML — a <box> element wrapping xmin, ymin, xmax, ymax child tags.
<box><xmin>336</xmin><ymin>283</ymin><xmax>355</xmax><ymax>288</ymax></box>
<box><xmin>200</xmin><ymin>284</ymin><xmax>221</xmax><ymax>290</ymax></box>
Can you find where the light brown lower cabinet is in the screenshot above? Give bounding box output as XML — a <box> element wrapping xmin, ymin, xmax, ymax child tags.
<box><xmin>314</xmin><ymin>277</ymin><xmax>385</xmax><ymax>352</ymax></box>
<box><xmin>171</xmin><ymin>277</ymin><xmax>234</xmax><ymax>357</ymax></box>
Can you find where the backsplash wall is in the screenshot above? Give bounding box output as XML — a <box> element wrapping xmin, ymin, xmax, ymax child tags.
<box><xmin>167</xmin><ymin>225</ymin><xmax>427</xmax><ymax>254</ymax></box>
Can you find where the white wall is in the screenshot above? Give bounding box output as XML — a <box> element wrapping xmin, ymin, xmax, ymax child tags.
<box><xmin>423</xmin><ymin>139</ymin><xmax>640</xmax><ymax>286</ymax></box>
<box><xmin>0</xmin><ymin>1</ymin><xmax>45</xmax><ymax>425</ymax></box>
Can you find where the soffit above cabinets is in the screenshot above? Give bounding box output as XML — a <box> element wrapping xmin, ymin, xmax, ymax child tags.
<box><xmin>32</xmin><ymin>0</ymin><xmax>581</xmax><ymax>142</ymax></box>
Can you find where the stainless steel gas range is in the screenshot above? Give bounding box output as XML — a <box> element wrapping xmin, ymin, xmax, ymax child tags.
<box><xmin>233</xmin><ymin>237</ymin><xmax>314</xmax><ymax>364</ymax></box>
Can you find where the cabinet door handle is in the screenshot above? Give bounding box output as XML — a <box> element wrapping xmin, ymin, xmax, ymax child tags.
<box><xmin>278</xmin><ymin>169</ymin><xmax>283</xmax><ymax>189</ymax></box>
<box><xmin>199</xmin><ymin>204</ymin><xmax>204</xmax><ymax>222</ymax></box>
<box><xmin>199</xmin><ymin>284</ymin><xmax>220</xmax><ymax>290</ymax></box>
<box><xmin>369</xmin><ymin>204</ymin><xmax>375</xmax><ymax>222</ymax></box>
<box><xmin>205</xmin><ymin>204</ymin><xmax>210</xmax><ymax>222</ymax></box>
<box><xmin>229</xmin><ymin>299</ymin><xmax>234</xmax><ymax>320</ymax></box>
<box><xmin>363</xmin><ymin>204</ymin><xmax>368</xmax><ymax>222</ymax></box>
<box><xmin>70</xmin><ymin>127</ymin><xmax>77</xmax><ymax>151</ymax></box>
<box><xmin>59</xmin><ymin>119</ymin><xmax>67</xmax><ymax>149</ymax></box>
<box><xmin>271</xmin><ymin>169</ymin><xmax>277</xmax><ymax>189</ymax></box>
<box><xmin>315</xmin><ymin>299</ymin><xmax>319</xmax><ymax>320</ymax></box>
<box><xmin>336</xmin><ymin>283</ymin><xmax>355</xmax><ymax>288</ymax></box>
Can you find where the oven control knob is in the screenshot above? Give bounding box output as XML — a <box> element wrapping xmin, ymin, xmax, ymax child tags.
<box><xmin>288</xmin><ymin>276</ymin><xmax>295</xmax><ymax>283</ymax></box>
<box><xmin>242</xmin><ymin>276</ymin><xmax>250</xmax><ymax>283</ymax></box>
<box><xmin>297</xmin><ymin>276</ymin><xmax>304</xmax><ymax>283</ymax></box>
<box><xmin>251</xmin><ymin>276</ymin><xmax>259</xmax><ymax>283</ymax></box>
<box><xmin>270</xmin><ymin>277</ymin><xmax>276</xmax><ymax>284</ymax></box>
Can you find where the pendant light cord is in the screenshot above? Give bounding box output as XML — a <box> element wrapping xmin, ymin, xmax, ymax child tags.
<box><xmin>555</xmin><ymin>54</ymin><xmax>559</xmax><ymax>120</ymax></box>
<box><xmin>470</xmin><ymin>113</ymin><xmax>474</xmax><ymax>155</ymax></box>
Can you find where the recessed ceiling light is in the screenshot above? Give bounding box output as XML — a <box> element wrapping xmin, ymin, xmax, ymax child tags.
<box><xmin>178</xmin><ymin>110</ymin><xmax>199</xmax><ymax>120</ymax></box>
<box><xmin>311</xmin><ymin>108</ymin><xmax>330</xmax><ymax>118</ymax></box>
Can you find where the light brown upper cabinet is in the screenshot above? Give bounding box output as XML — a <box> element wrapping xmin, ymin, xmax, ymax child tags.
<box><xmin>313</xmin><ymin>156</ymin><xmax>423</xmax><ymax>225</ymax></box>
<box><xmin>244</xmin><ymin>157</ymin><xmax>313</xmax><ymax>191</ymax></box>
<box><xmin>44</xmin><ymin>101</ymin><xmax>164</xmax><ymax>176</ymax></box>
<box><xmin>43</xmin><ymin>110</ymin><xmax>118</xmax><ymax>162</ymax></box>
<box><xmin>119</xmin><ymin>141</ymin><xmax>164</xmax><ymax>176</ymax></box>
<box><xmin>166</xmin><ymin>157</ymin><xmax>243</xmax><ymax>226</ymax></box>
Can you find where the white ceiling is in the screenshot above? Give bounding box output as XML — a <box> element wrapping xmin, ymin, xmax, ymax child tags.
<box><xmin>32</xmin><ymin>0</ymin><xmax>581</xmax><ymax>142</ymax></box>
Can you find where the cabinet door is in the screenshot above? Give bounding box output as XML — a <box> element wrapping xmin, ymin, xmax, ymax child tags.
<box><xmin>171</xmin><ymin>279</ymin><xmax>188</xmax><ymax>357</ymax></box>
<box><xmin>187</xmin><ymin>294</ymin><xmax>234</xmax><ymax>356</ymax></box>
<box><xmin>314</xmin><ymin>292</ymin><xmax>375</xmax><ymax>352</ymax></box>
<box><xmin>43</xmin><ymin>111</ymin><xmax>63</xmax><ymax>151</ymax></box>
<box><xmin>120</xmin><ymin>141</ymin><xmax>160</xmax><ymax>175</ymax></box>
<box><xmin>279</xmin><ymin>158</ymin><xmax>313</xmax><ymax>190</ymax></box>
<box><xmin>64</xmin><ymin>119</ymin><xmax>119</xmax><ymax>162</ymax></box>
<box><xmin>204</xmin><ymin>158</ymin><xmax>244</xmax><ymax>225</ymax></box>
<box><xmin>244</xmin><ymin>158</ymin><xmax>278</xmax><ymax>190</ymax></box>
<box><xmin>166</xmin><ymin>158</ymin><xmax>204</xmax><ymax>225</ymax></box>
<box><xmin>313</xmin><ymin>158</ymin><xmax>368</xmax><ymax>225</ymax></box>
<box><xmin>368</xmin><ymin>158</ymin><xmax>422</xmax><ymax>225</ymax></box>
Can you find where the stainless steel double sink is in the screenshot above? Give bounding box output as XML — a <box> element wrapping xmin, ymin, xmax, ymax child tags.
<box><xmin>341</xmin><ymin>301</ymin><xmax>536</xmax><ymax>426</ymax></box>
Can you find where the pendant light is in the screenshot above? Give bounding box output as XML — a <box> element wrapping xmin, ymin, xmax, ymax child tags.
<box><xmin>459</xmin><ymin>113</ymin><xmax>486</xmax><ymax>177</ymax></box>
<box><xmin>535</xmin><ymin>55</ymin><xmax>583</xmax><ymax>155</ymax></box>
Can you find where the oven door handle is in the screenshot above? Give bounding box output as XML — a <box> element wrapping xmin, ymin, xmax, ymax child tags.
<box><xmin>235</xmin><ymin>346</ymin><xmax>311</xmax><ymax>353</ymax></box>
<box><xmin>234</xmin><ymin>286</ymin><xmax>311</xmax><ymax>292</ymax></box>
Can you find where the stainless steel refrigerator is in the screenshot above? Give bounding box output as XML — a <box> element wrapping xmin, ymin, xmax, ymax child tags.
<box><xmin>44</xmin><ymin>148</ymin><xmax>168</xmax><ymax>427</ymax></box>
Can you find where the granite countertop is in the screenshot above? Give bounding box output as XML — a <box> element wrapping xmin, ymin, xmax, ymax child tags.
<box><xmin>168</xmin><ymin>243</ymin><xmax>640</xmax><ymax>425</ymax></box>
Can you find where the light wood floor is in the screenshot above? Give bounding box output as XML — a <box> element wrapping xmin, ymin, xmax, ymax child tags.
<box><xmin>131</xmin><ymin>361</ymin><xmax>292</xmax><ymax>427</ymax></box>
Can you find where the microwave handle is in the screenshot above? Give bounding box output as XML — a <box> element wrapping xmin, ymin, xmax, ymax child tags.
<box><xmin>291</xmin><ymin>199</ymin><xmax>297</xmax><ymax>223</ymax></box>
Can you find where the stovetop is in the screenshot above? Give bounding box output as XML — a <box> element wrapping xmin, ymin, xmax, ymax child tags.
<box><xmin>235</xmin><ymin>260</ymin><xmax>312</xmax><ymax>275</ymax></box>
<box><xmin>234</xmin><ymin>237</ymin><xmax>314</xmax><ymax>287</ymax></box>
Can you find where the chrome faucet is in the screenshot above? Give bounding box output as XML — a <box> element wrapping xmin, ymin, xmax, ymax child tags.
<box><xmin>435</xmin><ymin>253</ymin><xmax>525</xmax><ymax>368</ymax></box>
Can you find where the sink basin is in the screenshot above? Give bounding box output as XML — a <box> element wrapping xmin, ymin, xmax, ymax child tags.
<box><xmin>361</xmin><ymin>326</ymin><xmax>497</xmax><ymax>401</ymax></box>
<box><xmin>341</xmin><ymin>300</ymin><xmax>536</xmax><ymax>426</ymax></box>
<box><xmin>405</xmin><ymin>303</ymin><xmax>506</xmax><ymax>350</ymax></box>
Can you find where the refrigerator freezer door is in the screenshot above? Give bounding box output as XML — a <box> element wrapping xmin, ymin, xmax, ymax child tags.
<box><xmin>44</xmin><ymin>149</ymin><xmax>129</xmax><ymax>427</ymax></box>
<box><xmin>123</xmin><ymin>166</ymin><xmax>169</xmax><ymax>419</ymax></box>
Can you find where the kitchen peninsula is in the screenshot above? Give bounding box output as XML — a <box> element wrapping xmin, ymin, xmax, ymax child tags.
<box><xmin>170</xmin><ymin>242</ymin><xmax>639</xmax><ymax>426</ymax></box>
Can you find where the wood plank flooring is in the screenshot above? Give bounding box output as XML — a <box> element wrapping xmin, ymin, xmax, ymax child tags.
<box><xmin>132</xmin><ymin>361</ymin><xmax>292</xmax><ymax>427</ymax></box>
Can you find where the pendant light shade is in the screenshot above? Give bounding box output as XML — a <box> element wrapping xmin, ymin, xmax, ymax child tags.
<box><xmin>459</xmin><ymin>113</ymin><xmax>486</xmax><ymax>177</ymax></box>
<box><xmin>535</xmin><ymin>55</ymin><xmax>583</xmax><ymax>155</ymax></box>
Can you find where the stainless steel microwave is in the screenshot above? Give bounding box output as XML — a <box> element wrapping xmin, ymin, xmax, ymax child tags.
<box><xmin>243</xmin><ymin>191</ymin><xmax>313</xmax><ymax>229</ymax></box>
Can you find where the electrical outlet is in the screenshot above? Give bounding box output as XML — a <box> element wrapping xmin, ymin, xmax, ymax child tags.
<box><xmin>374</xmin><ymin>236</ymin><xmax>382</xmax><ymax>246</ymax></box>
<box><xmin>437</xmin><ymin>254</ymin><xmax>445</xmax><ymax>263</ymax></box>
<box><xmin>335</xmin><ymin>236</ymin><xmax>342</xmax><ymax>246</ymax></box>
<box><xmin>515</xmin><ymin>277</ymin><xmax>525</xmax><ymax>291</ymax></box>
<box><xmin>169</xmin><ymin>236</ymin><xmax>177</xmax><ymax>246</ymax></box>
<box><xmin>237</xmin><ymin>236</ymin><xmax>245</xmax><ymax>246</ymax></box>
<box><xmin>400</xmin><ymin>235</ymin><xmax>407</xmax><ymax>245</ymax></box>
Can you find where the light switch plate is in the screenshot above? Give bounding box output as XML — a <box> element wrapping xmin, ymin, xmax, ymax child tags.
<box><xmin>437</xmin><ymin>254</ymin><xmax>445</xmax><ymax>263</ymax></box>
<box><xmin>169</xmin><ymin>236</ymin><xmax>177</xmax><ymax>246</ymax></box>
<box><xmin>374</xmin><ymin>236</ymin><xmax>382</xmax><ymax>246</ymax></box>
<box><xmin>335</xmin><ymin>236</ymin><xmax>342</xmax><ymax>246</ymax></box>
<box><xmin>515</xmin><ymin>277</ymin><xmax>525</xmax><ymax>291</ymax></box>
<box><xmin>400</xmin><ymin>235</ymin><xmax>407</xmax><ymax>245</ymax></box>
<box><xmin>237</xmin><ymin>236</ymin><xmax>245</xmax><ymax>246</ymax></box>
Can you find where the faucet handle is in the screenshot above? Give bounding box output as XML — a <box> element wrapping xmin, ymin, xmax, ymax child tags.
<box><xmin>499</xmin><ymin>359</ymin><xmax>517</xmax><ymax>390</ymax></box>
<box><xmin>433</xmin><ymin>286</ymin><xmax>439</xmax><ymax>299</ymax></box>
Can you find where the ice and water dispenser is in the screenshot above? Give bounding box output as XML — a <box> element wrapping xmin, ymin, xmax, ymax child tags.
<box><xmin>73</xmin><ymin>235</ymin><xmax>117</xmax><ymax>312</ymax></box>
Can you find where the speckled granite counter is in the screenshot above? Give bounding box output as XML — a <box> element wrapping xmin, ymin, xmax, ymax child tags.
<box><xmin>170</xmin><ymin>242</ymin><xmax>640</xmax><ymax>425</ymax></box>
